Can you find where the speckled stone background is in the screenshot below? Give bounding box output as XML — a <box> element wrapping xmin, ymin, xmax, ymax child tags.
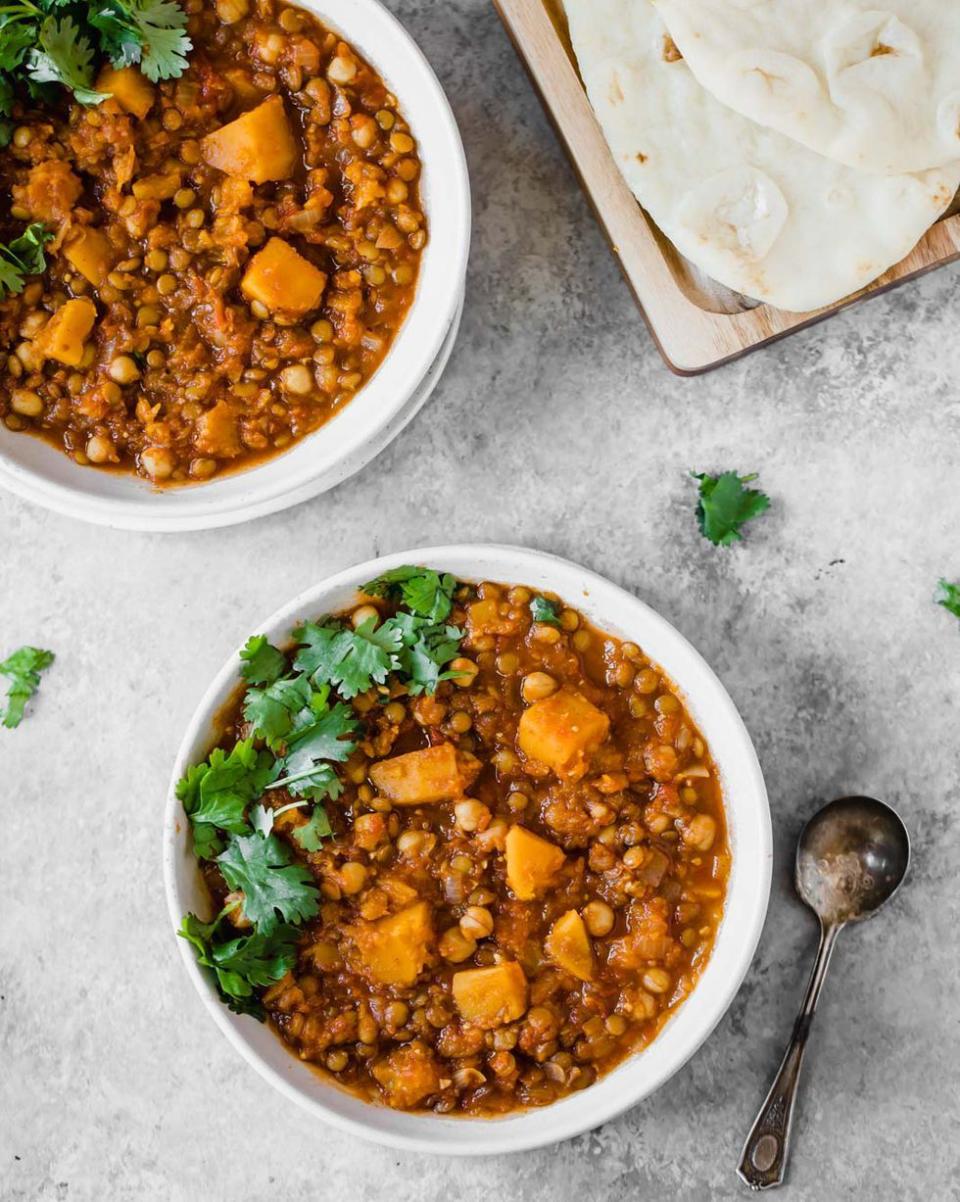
<box><xmin>3</xmin><ymin>2</ymin><xmax>960</xmax><ymax>1199</ymax></box>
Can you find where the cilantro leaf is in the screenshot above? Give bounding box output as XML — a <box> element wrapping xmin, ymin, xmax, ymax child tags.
<box><xmin>267</xmin><ymin>703</ymin><xmax>357</xmax><ymax>797</ymax></box>
<box><xmin>239</xmin><ymin>635</ymin><xmax>287</xmax><ymax>686</ymax></box>
<box><xmin>89</xmin><ymin>0</ymin><xmax>191</xmax><ymax>81</ymax></box>
<box><xmin>0</xmin><ymin>645</ymin><xmax>54</xmax><ymax>729</ymax></box>
<box><xmin>294</xmin><ymin>618</ymin><xmax>400</xmax><ymax>700</ymax></box>
<box><xmin>27</xmin><ymin>15</ymin><xmax>109</xmax><ymax>106</ymax></box>
<box><xmin>693</xmin><ymin>471</ymin><xmax>771</xmax><ymax>547</ymax></box>
<box><xmin>293</xmin><ymin>805</ymin><xmax>333</xmax><ymax>852</ymax></box>
<box><xmin>363</xmin><ymin>565</ymin><xmax>456</xmax><ymax>622</ymax></box>
<box><xmin>176</xmin><ymin>740</ymin><xmax>277</xmax><ymax>857</ymax></box>
<box><xmin>243</xmin><ymin>673</ymin><xmax>314</xmax><ymax>750</ymax></box>
<box><xmin>936</xmin><ymin>579</ymin><xmax>960</xmax><ymax>621</ymax></box>
<box><xmin>0</xmin><ymin>223</ymin><xmax>53</xmax><ymax>300</ymax></box>
<box><xmin>530</xmin><ymin>596</ymin><xmax>561</xmax><ymax>627</ymax></box>
<box><xmin>178</xmin><ymin>911</ymin><xmax>300</xmax><ymax>1020</ymax></box>
<box><xmin>217</xmin><ymin>831</ymin><xmax>320</xmax><ymax>934</ymax></box>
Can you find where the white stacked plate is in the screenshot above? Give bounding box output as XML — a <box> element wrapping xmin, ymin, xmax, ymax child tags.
<box><xmin>0</xmin><ymin>0</ymin><xmax>471</xmax><ymax>531</ymax></box>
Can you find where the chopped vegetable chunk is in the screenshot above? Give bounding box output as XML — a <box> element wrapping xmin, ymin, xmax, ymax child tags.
<box><xmin>63</xmin><ymin>228</ymin><xmax>114</xmax><ymax>287</ymax></box>
<box><xmin>452</xmin><ymin>962</ymin><xmax>529</xmax><ymax>1028</ymax></box>
<box><xmin>241</xmin><ymin>237</ymin><xmax>327</xmax><ymax>316</ymax></box>
<box><xmin>545</xmin><ymin>910</ymin><xmax>594</xmax><ymax>981</ymax></box>
<box><xmin>96</xmin><ymin>66</ymin><xmax>155</xmax><ymax>118</ymax></box>
<box><xmin>201</xmin><ymin>96</ymin><xmax>299</xmax><ymax>183</ymax></box>
<box><xmin>505</xmin><ymin>824</ymin><xmax>566</xmax><ymax>900</ymax></box>
<box><xmin>347</xmin><ymin>902</ymin><xmax>432</xmax><ymax>986</ymax></box>
<box><xmin>33</xmin><ymin>298</ymin><xmax>97</xmax><ymax>366</ymax></box>
<box><xmin>517</xmin><ymin>689</ymin><xmax>610</xmax><ymax>777</ymax></box>
<box><xmin>371</xmin><ymin>1042</ymin><xmax>442</xmax><ymax>1109</ymax></box>
<box><xmin>370</xmin><ymin>743</ymin><xmax>480</xmax><ymax>805</ymax></box>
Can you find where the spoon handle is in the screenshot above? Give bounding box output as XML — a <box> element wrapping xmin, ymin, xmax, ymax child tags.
<box><xmin>737</xmin><ymin>921</ymin><xmax>842</xmax><ymax>1191</ymax></box>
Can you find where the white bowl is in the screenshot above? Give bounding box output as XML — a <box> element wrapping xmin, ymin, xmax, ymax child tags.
<box><xmin>0</xmin><ymin>0</ymin><xmax>471</xmax><ymax>532</ymax></box>
<box><xmin>163</xmin><ymin>545</ymin><xmax>772</xmax><ymax>1154</ymax></box>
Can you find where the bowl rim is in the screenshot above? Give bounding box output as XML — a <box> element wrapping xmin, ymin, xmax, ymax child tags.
<box><xmin>162</xmin><ymin>544</ymin><xmax>772</xmax><ymax>1155</ymax></box>
<box><xmin>0</xmin><ymin>0</ymin><xmax>471</xmax><ymax>532</ymax></box>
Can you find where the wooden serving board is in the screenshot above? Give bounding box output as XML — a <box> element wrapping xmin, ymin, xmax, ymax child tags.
<box><xmin>493</xmin><ymin>0</ymin><xmax>960</xmax><ymax>374</ymax></box>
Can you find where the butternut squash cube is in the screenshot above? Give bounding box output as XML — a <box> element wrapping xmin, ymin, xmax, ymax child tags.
<box><xmin>371</xmin><ymin>1042</ymin><xmax>441</xmax><ymax>1109</ymax></box>
<box><xmin>466</xmin><ymin>597</ymin><xmax>515</xmax><ymax>636</ymax></box>
<box><xmin>96</xmin><ymin>65</ymin><xmax>155</xmax><ymax>118</ymax></box>
<box><xmin>517</xmin><ymin>689</ymin><xmax>610</xmax><ymax>777</ymax></box>
<box><xmin>505</xmin><ymin>825</ymin><xmax>565</xmax><ymax>900</ymax></box>
<box><xmin>201</xmin><ymin>96</ymin><xmax>299</xmax><ymax>183</ymax></box>
<box><xmin>452</xmin><ymin>962</ymin><xmax>529</xmax><ymax>1029</ymax></box>
<box><xmin>63</xmin><ymin>227</ymin><xmax>114</xmax><ymax>287</ymax></box>
<box><xmin>347</xmin><ymin>902</ymin><xmax>432</xmax><ymax>987</ymax></box>
<box><xmin>369</xmin><ymin>743</ymin><xmax>480</xmax><ymax>806</ymax></box>
<box><xmin>241</xmin><ymin>237</ymin><xmax>327</xmax><ymax>316</ymax></box>
<box><xmin>545</xmin><ymin>910</ymin><xmax>594</xmax><ymax>981</ymax></box>
<box><xmin>33</xmin><ymin>298</ymin><xmax>97</xmax><ymax>367</ymax></box>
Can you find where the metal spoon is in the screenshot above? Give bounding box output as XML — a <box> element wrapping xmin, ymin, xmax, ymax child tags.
<box><xmin>737</xmin><ymin>796</ymin><xmax>910</xmax><ymax>1191</ymax></box>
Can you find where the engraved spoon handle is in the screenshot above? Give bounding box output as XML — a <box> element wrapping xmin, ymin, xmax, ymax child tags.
<box><xmin>737</xmin><ymin>921</ymin><xmax>843</xmax><ymax>1191</ymax></box>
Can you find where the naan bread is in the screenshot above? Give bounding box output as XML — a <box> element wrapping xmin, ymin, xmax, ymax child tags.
<box><xmin>564</xmin><ymin>0</ymin><xmax>960</xmax><ymax>312</ymax></box>
<box><xmin>653</xmin><ymin>0</ymin><xmax>960</xmax><ymax>175</ymax></box>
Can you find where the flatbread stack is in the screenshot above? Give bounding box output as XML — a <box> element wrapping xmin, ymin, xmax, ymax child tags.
<box><xmin>564</xmin><ymin>0</ymin><xmax>960</xmax><ymax>312</ymax></box>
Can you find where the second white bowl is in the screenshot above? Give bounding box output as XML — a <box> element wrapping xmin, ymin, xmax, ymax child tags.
<box><xmin>163</xmin><ymin>544</ymin><xmax>772</xmax><ymax>1155</ymax></box>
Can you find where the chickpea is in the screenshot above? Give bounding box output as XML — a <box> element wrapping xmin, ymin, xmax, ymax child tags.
<box><xmin>521</xmin><ymin>671</ymin><xmax>558</xmax><ymax>703</ymax></box>
<box><xmin>280</xmin><ymin>363</ymin><xmax>313</xmax><ymax>396</ymax></box>
<box><xmin>328</xmin><ymin>54</ymin><xmax>357</xmax><ymax>84</ymax></box>
<box><xmin>85</xmin><ymin>435</ymin><xmax>116</xmax><ymax>465</ymax></box>
<box><xmin>351</xmin><ymin>603</ymin><xmax>379</xmax><ymax>629</ymax></box>
<box><xmin>339</xmin><ymin>861</ymin><xmax>367</xmax><ymax>895</ymax></box>
<box><xmin>681</xmin><ymin>813</ymin><xmax>717</xmax><ymax>852</ymax></box>
<box><xmin>140</xmin><ymin>446</ymin><xmax>175</xmax><ymax>480</ymax></box>
<box><xmin>582</xmin><ymin>900</ymin><xmax>615</xmax><ymax>937</ymax></box>
<box><xmin>454</xmin><ymin>800</ymin><xmax>490</xmax><ymax>832</ymax></box>
<box><xmin>10</xmin><ymin>389</ymin><xmax>42</xmax><ymax>417</ymax></box>
<box><xmin>459</xmin><ymin>906</ymin><xmax>494</xmax><ymax>940</ymax></box>
<box><xmin>439</xmin><ymin>926</ymin><xmax>476</xmax><ymax>963</ymax></box>
<box><xmin>449</xmin><ymin>657</ymin><xmax>479</xmax><ymax>688</ymax></box>
<box><xmin>108</xmin><ymin>355</ymin><xmax>141</xmax><ymax>385</ymax></box>
<box><xmin>642</xmin><ymin>968</ymin><xmax>672</xmax><ymax>995</ymax></box>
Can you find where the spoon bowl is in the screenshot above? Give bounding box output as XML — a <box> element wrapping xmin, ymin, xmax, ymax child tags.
<box><xmin>795</xmin><ymin>796</ymin><xmax>911</xmax><ymax>926</ymax></box>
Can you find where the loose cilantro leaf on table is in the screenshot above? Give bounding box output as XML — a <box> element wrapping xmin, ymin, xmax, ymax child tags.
<box><xmin>0</xmin><ymin>644</ymin><xmax>54</xmax><ymax>729</ymax></box>
<box><xmin>530</xmin><ymin>596</ymin><xmax>561</xmax><ymax>627</ymax></box>
<box><xmin>692</xmin><ymin>471</ymin><xmax>771</xmax><ymax>546</ymax></box>
<box><xmin>0</xmin><ymin>223</ymin><xmax>53</xmax><ymax>300</ymax></box>
<box><xmin>217</xmin><ymin>831</ymin><xmax>320</xmax><ymax>934</ymax></box>
<box><xmin>176</xmin><ymin>740</ymin><xmax>277</xmax><ymax>859</ymax></box>
<box><xmin>936</xmin><ymin>579</ymin><xmax>960</xmax><ymax>620</ymax></box>
<box><xmin>363</xmin><ymin>566</ymin><xmax>456</xmax><ymax>623</ymax></box>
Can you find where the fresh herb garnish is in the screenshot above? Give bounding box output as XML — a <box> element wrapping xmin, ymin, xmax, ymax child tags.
<box><xmin>177</xmin><ymin>565</ymin><xmax>467</xmax><ymax>1018</ymax></box>
<box><xmin>936</xmin><ymin>579</ymin><xmax>960</xmax><ymax>621</ymax></box>
<box><xmin>216</xmin><ymin>830</ymin><xmax>319</xmax><ymax>935</ymax></box>
<box><xmin>363</xmin><ymin>565</ymin><xmax>456</xmax><ymax>623</ymax></box>
<box><xmin>0</xmin><ymin>223</ymin><xmax>52</xmax><ymax>299</ymax></box>
<box><xmin>0</xmin><ymin>644</ymin><xmax>54</xmax><ymax>728</ymax></box>
<box><xmin>178</xmin><ymin>910</ymin><xmax>300</xmax><ymax>1019</ymax></box>
<box><xmin>692</xmin><ymin>471</ymin><xmax>771</xmax><ymax>546</ymax></box>
<box><xmin>530</xmin><ymin>596</ymin><xmax>561</xmax><ymax>627</ymax></box>
<box><xmin>0</xmin><ymin>0</ymin><xmax>191</xmax><ymax>126</ymax></box>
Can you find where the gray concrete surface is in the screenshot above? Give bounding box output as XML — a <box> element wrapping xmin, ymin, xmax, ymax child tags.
<box><xmin>2</xmin><ymin>1</ymin><xmax>960</xmax><ymax>1199</ymax></box>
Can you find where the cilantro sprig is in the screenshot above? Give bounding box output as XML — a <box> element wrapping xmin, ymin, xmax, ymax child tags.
<box><xmin>0</xmin><ymin>223</ymin><xmax>52</xmax><ymax>299</ymax></box>
<box><xmin>692</xmin><ymin>471</ymin><xmax>771</xmax><ymax>546</ymax></box>
<box><xmin>176</xmin><ymin>566</ymin><xmax>468</xmax><ymax>1019</ymax></box>
<box><xmin>0</xmin><ymin>644</ymin><xmax>54</xmax><ymax>728</ymax></box>
<box><xmin>0</xmin><ymin>0</ymin><xmax>191</xmax><ymax>140</ymax></box>
<box><xmin>530</xmin><ymin>596</ymin><xmax>561</xmax><ymax>627</ymax></box>
<box><xmin>937</xmin><ymin>579</ymin><xmax>960</xmax><ymax>621</ymax></box>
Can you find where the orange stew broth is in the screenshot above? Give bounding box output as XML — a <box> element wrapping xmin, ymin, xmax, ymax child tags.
<box><xmin>0</xmin><ymin>0</ymin><xmax>424</xmax><ymax>483</ymax></box>
<box><xmin>202</xmin><ymin>579</ymin><xmax>730</xmax><ymax>1114</ymax></box>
